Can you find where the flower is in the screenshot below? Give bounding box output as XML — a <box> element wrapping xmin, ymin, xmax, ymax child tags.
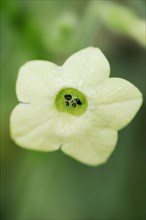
<box><xmin>10</xmin><ymin>47</ymin><xmax>143</xmax><ymax>166</ymax></box>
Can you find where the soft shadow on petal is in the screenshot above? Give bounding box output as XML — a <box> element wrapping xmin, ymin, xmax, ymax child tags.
<box><xmin>61</xmin><ymin>127</ymin><xmax>118</xmax><ymax>166</ymax></box>
<box><xmin>89</xmin><ymin>78</ymin><xmax>143</xmax><ymax>130</ymax></box>
<box><xmin>10</xmin><ymin>103</ymin><xmax>61</xmax><ymax>151</ymax></box>
<box><xmin>63</xmin><ymin>47</ymin><xmax>110</xmax><ymax>93</ymax></box>
<box><xmin>16</xmin><ymin>60</ymin><xmax>62</xmax><ymax>103</ymax></box>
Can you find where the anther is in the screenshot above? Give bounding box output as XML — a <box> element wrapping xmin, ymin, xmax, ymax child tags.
<box><xmin>65</xmin><ymin>101</ymin><xmax>69</xmax><ymax>106</ymax></box>
<box><xmin>72</xmin><ymin>102</ymin><xmax>76</xmax><ymax>108</ymax></box>
<box><xmin>64</xmin><ymin>94</ymin><xmax>72</xmax><ymax>100</ymax></box>
<box><xmin>76</xmin><ymin>98</ymin><xmax>82</xmax><ymax>105</ymax></box>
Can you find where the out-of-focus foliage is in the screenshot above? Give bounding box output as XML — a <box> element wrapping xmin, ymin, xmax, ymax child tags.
<box><xmin>96</xmin><ymin>1</ymin><xmax>145</xmax><ymax>47</ymax></box>
<box><xmin>1</xmin><ymin>1</ymin><xmax>145</xmax><ymax>220</ymax></box>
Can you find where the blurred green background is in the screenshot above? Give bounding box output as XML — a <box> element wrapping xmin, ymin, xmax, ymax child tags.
<box><xmin>1</xmin><ymin>1</ymin><xmax>145</xmax><ymax>219</ymax></box>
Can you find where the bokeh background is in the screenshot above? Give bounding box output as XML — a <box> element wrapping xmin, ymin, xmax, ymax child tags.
<box><xmin>1</xmin><ymin>1</ymin><xmax>145</xmax><ymax>219</ymax></box>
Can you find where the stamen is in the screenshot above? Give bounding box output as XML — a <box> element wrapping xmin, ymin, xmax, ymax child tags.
<box><xmin>72</xmin><ymin>102</ymin><xmax>76</xmax><ymax>108</ymax></box>
<box><xmin>76</xmin><ymin>98</ymin><xmax>82</xmax><ymax>105</ymax></box>
<box><xmin>65</xmin><ymin>101</ymin><xmax>69</xmax><ymax>106</ymax></box>
<box><xmin>64</xmin><ymin>94</ymin><xmax>72</xmax><ymax>100</ymax></box>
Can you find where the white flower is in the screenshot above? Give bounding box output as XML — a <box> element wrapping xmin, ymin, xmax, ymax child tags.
<box><xmin>10</xmin><ymin>47</ymin><xmax>143</xmax><ymax>166</ymax></box>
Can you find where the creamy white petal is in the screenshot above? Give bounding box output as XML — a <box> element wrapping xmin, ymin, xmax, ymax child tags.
<box><xmin>61</xmin><ymin>127</ymin><xmax>118</xmax><ymax>166</ymax></box>
<box><xmin>10</xmin><ymin>103</ymin><xmax>61</xmax><ymax>151</ymax></box>
<box><xmin>89</xmin><ymin>78</ymin><xmax>143</xmax><ymax>130</ymax></box>
<box><xmin>16</xmin><ymin>60</ymin><xmax>62</xmax><ymax>103</ymax></box>
<box><xmin>62</xmin><ymin>47</ymin><xmax>110</xmax><ymax>94</ymax></box>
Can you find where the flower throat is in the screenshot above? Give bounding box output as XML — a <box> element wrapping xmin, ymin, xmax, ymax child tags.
<box><xmin>55</xmin><ymin>88</ymin><xmax>88</xmax><ymax>117</ymax></box>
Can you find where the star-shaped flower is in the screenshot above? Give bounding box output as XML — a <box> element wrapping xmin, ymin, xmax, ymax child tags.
<box><xmin>10</xmin><ymin>47</ymin><xmax>143</xmax><ymax>166</ymax></box>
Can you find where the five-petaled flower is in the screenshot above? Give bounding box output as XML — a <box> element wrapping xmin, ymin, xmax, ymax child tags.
<box><xmin>10</xmin><ymin>47</ymin><xmax>143</xmax><ymax>166</ymax></box>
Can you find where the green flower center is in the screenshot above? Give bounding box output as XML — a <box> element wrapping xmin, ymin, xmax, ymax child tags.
<box><xmin>55</xmin><ymin>88</ymin><xmax>88</xmax><ymax>116</ymax></box>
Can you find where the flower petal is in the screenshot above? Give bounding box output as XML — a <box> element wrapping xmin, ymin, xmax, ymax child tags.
<box><xmin>16</xmin><ymin>60</ymin><xmax>62</xmax><ymax>103</ymax></box>
<box><xmin>63</xmin><ymin>47</ymin><xmax>110</xmax><ymax>92</ymax></box>
<box><xmin>10</xmin><ymin>103</ymin><xmax>61</xmax><ymax>151</ymax></box>
<box><xmin>61</xmin><ymin>127</ymin><xmax>118</xmax><ymax>166</ymax></box>
<box><xmin>89</xmin><ymin>78</ymin><xmax>143</xmax><ymax>130</ymax></box>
